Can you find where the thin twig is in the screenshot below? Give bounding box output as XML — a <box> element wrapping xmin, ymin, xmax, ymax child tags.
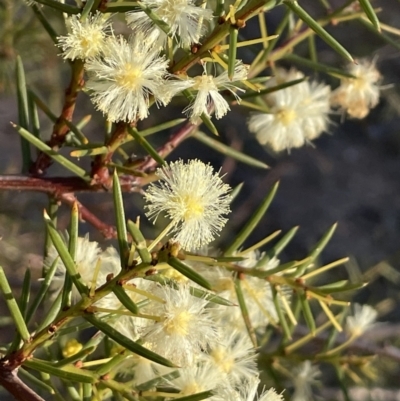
<box><xmin>59</xmin><ymin>192</ymin><xmax>118</xmax><ymax>239</ymax></box>
<box><xmin>134</xmin><ymin>112</ymin><xmax>206</xmax><ymax>174</ymax></box>
<box><xmin>0</xmin><ymin>175</ymin><xmax>140</xmax><ymax>194</ymax></box>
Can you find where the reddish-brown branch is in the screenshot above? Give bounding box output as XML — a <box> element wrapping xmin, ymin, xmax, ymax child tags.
<box><xmin>0</xmin><ymin>175</ymin><xmax>141</xmax><ymax>239</ymax></box>
<box><xmin>134</xmin><ymin>114</ymin><xmax>203</xmax><ymax>173</ymax></box>
<box><xmin>0</xmin><ymin>369</ymin><xmax>45</xmax><ymax>401</ymax></box>
<box><xmin>59</xmin><ymin>192</ymin><xmax>118</xmax><ymax>239</ymax></box>
<box><xmin>90</xmin><ymin>122</ymin><xmax>131</xmax><ymax>187</ymax></box>
<box><xmin>0</xmin><ymin>175</ymin><xmax>140</xmax><ymax>194</ymax></box>
<box><xmin>30</xmin><ymin>60</ymin><xmax>85</xmax><ymax>176</ymax></box>
<box><xmin>0</xmin><ymin>174</ymin><xmax>146</xmax><ymax>240</ymax></box>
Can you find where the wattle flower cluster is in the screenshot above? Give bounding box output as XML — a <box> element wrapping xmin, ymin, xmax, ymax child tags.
<box><xmin>46</xmin><ymin>238</ymin><xmax>284</xmax><ymax>400</ymax></box>
<box><xmin>56</xmin><ymin>12</ymin><xmax>249</xmax><ymax>125</ymax></box>
<box><xmin>45</xmin><ymin>160</ymin><xmax>289</xmax><ymax>400</ymax></box>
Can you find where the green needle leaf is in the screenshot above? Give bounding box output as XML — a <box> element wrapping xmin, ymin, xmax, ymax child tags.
<box><xmin>28</xmin><ymin>92</ymin><xmax>40</xmax><ymax>139</ymax></box>
<box><xmin>230</xmin><ymin>182</ymin><xmax>244</xmax><ymax>201</ymax></box>
<box><xmin>105</xmin><ymin>2</ymin><xmax>140</xmax><ymax>12</ymax></box>
<box><xmin>30</xmin><ymin>89</ymin><xmax>88</xmax><ymax>145</ymax></box>
<box><xmin>136</xmin><ymin>369</ymin><xmax>180</xmax><ymax>391</ymax></box>
<box><xmin>63</xmin><ymin>119</ymin><xmax>89</xmax><ymax>145</ymax></box>
<box><xmin>358</xmin><ymin>0</ymin><xmax>380</xmax><ymax>32</ymax></box>
<box><xmin>309</xmin><ymin>223</ymin><xmax>337</xmax><ymax>262</ymax></box>
<box><xmin>241</xmin><ymin>77</ymin><xmax>307</xmax><ymax>99</ymax></box>
<box><xmin>24</xmin><ymin>359</ymin><xmax>98</xmax><ymax>383</ymax></box>
<box><xmin>96</xmin><ymin>353</ymin><xmax>128</xmax><ymax>376</ymax></box>
<box><xmin>33</xmin><ymin>0</ymin><xmax>81</xmax><ymax>14</ymax></box>
<box><xmin>26</xmin><ymin>256</ymin><xmax>59</xmax><ymax>324</ymax></box>
<box><xmin>234</xmin><ymin>277</ymin><xmax>257</xmax><ymax>347</ymax></box>
<box><xmin>228</xmin><ymin>27</ymin><xmax>239</xmax><ymax>80</ymax></box>
<box><xmin>81</xmin><ymin>0</ymin><xmax>96</xmax><ymax>20</ymax></box>
<box><xmin>84</xmin><ymin>314</ymin><xmax>177</xmax><ymax>367</ymax></box>
<box><xmin>282</xmin><ymin>54</ymin><xmax>356</xmax><ymax>79</ymax></box>
<box><xmin>44</xmin><ymin>213</ymin><xmax>88</xmax><ymax>296</ymax></box>
<box><xmin>53</xmin><ymin>347</ymin><xmax>97</xmax><ymax>368</ymax></box>
<box><xmin>283</xmin><ymin>0</ymin><xmax>354</xmax><ymax>63</ymax></box>
<box><xmin>200</xmin><ymin>113</ymin><xmax>219</xmax><ymax>136</ymax></box>
<box><xmin>112</xmin><ymin>285</ymin><xmax>139</xmax><ymax>314</ymax></box>
<box><xmin>113</xmin><ymin>170</ymin><xmax>129</xmax><ymax>268</ymax></box>
<box><xmin>128</xmin><ymin>126</ymin><xmax>166</xmax><ymax>166</ymax></box>
<box><xmin>29</xmin><ymin>89</ymin><xmax>57</xmax><ymax>122</ymax></box>
<box><xmin>193</xmin><ymin>131</ymin><xmax>269</xmax><ymax>169</ymax></box>
<box><xmin>140</xmin><ymin>118</ymin><xmax>186</xmax><ymax>137</ymax></box>
<box><xmin>298</xmin><ymin>290</ymin><xmax>316</xmax><ymax>334</ymax></box>
<box><xmin>31</xmin><ymin>4</ymin><xmax>59</xmax><ymax>44</ymax></box>
<box><xmin>317</xmin><ymin>281</ymin><xmax>366</xmax><ymax>294</ymax></box>
<box><xmin>68</xmin><ymin>202</ymin><xmax>79</xmax><ymax>260</ymax></box>
<box><xmin>359</xmin><ymin>18</ymin><xmax>400</xmax><ymax>51</ymax></box>
<box><xmin>127</xmin><ymin>220</ymin><xmax>152</xmax><ymax>264</ymax></box>
<box><xmin>271</xmin><ymin>284</ymin><xmax>291</xmax><ymax>341</ymax></box>
<box><xmin>12</xmin><ymin>123</ymin><xmax>89</xmax><ymax>180</ymax></box>
<box><xmin>225</xmin><ymin>182</ymin><xmax>279</xmax><ymax>255</ymax></box>
<box><xmin>16</xmin><ymin>56</ymin><xmax>31</xmax><ymax>173</ymax></box>
<box><xmin>36</xmin><ymin>290</ymin><xmax>63</xmax><ymax>332</ymax></box>
<box><xmin>0</xmin><ymin>267</ymin><xmax>30</xmax><ymax>342</ymax></box>
<box><xmin>264</xmin><ymin>226</ymin><xmax>299</xmax><ymax>261</ymax></box>
<box><xmin>189</xmin><ymin>287</ymin><xmax>235</xmax><ymax>306</ymax></box>
<box><xmin>136</xmin><ymin>1</ymin><xmax>172</xmax><ymax>35</ymax></box>
<box><xmin>295</xmin><ymin>223</ymin><xmax>337</xmax><ymax>277</ymax></box>
<box><xmin>168</xmin><ymin>257</ymin><xmax>213</xmax><ymax>290</ymax></box>
<box><xmin>173</xmin><ymin>391</ymin><xmax>215</xmax><ymax>401</ymax></box>
<box><xmin>19</xmin><ymin>269</ymin><xmax>31</xmax><ymax>319</ymax></box>
<box><xmin>83</xmin><ymin>383</ymin><xmax>92</xmax><ymax>401</ymax></box>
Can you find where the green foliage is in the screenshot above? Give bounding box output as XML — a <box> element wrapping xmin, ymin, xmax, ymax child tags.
<box><xmin>0</xmin><ymin>0</ymin><xmax>397</xmax><ymax>400</ymax></box>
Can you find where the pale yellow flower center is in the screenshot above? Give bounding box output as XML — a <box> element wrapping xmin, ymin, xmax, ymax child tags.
<box><xmin>193</xmin><ymin>75</ymin><xmax>217</xmax><ymax>91</ymax></box>
<box><xmin>181</xmin><ymin>383</ymin><xmax>201</xmax><ymax>396</ymax></box>
<box><xmin>164</xmin><ymin>310</ymin><xmax>192</xmax><ymax>336</ymax></box>
<box><xmin>276</xmin><ymin>108</ymin><xmax>297</xmax><ymax>126</ymax></box>
<box><xmin>116</xmin><ymin>64</ymin><xmax>143</xmax><ymax>89</ymax></box>
<box><xmin>352</xmin><ymin>76</ymin><xmax>367</xmax><ymax>90</ymax></box>
<box><xmin>158</xmin><ymin>0</ymin><xmax>188</xmax><ymax>19</ymax></box>
<box><xmin>211</xmin><ymin>348</ymin><xmax>234</xmax><ymax>373</ymax></box>
<box><xmin>79</xmin><ymin>31</ymin><xmax>102</xmax><ymax>51</ymax></box>
<box><xmin>182</xmin><ymin>195</ymin><xmax>204</xmax><ymax>221</ymax></box>
<box><xmin>79</xmin><ymin>36</ymin><xmax>91</xmax><ymax>51</ymax></box>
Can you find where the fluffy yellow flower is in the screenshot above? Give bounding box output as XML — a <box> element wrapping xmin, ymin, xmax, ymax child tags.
<box><xmin>330</xmin><ymin>59</ymin><xmax>381</xmax><ymax>119</ymax></box>
<box><xmin>144</xmin><ymin>159</ymin><xmax>231</xmax><ymax>251</ymax></box>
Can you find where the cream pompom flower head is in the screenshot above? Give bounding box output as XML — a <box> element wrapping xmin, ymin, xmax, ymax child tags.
<box><xmin>184</xmin><ymin>61</ymin><xmax>249</xmax><ymax>122</ymax></box>
<box><xmin>142</xmin><ymin>284</ymin><xmax>219</xmax><ymax>365</ymax></box>
<box><xmin>345</xmin><ymin>303</ymin><xmax>378</xmax><ymax>338</ymax></box>
<box><xmin>248</xmin><ymin>68</ymin><xmax>331</xmax><ymax>152</ymax></box>
<box><xmin>85</xmin><ymin>34</ymin><xmax>171</xmax><ymax>123</ymax></box>
<box><xmin>57</xmin><ymin>12</ymin><xmax>111</xmax><ymax>61</ymax></box>
<box><xmin>144</xmin><ymin>159</ymin><xmax>232</xmax><ymax>251</ymax></box>
<box><xmin>330</xmin><ymin>59</ymin><xmax>381</xmax><ymax>119</ymax></box>
<box><xmin>126</xmin><ymin>0</ymin><xmax>212</xmax><ymax>49</ymax></box>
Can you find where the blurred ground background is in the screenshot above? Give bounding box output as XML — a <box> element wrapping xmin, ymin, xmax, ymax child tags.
<box><xmin>1</xmin><ymin>0</ymin><xmax>400</xmax><ymax>399</ymax></box>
